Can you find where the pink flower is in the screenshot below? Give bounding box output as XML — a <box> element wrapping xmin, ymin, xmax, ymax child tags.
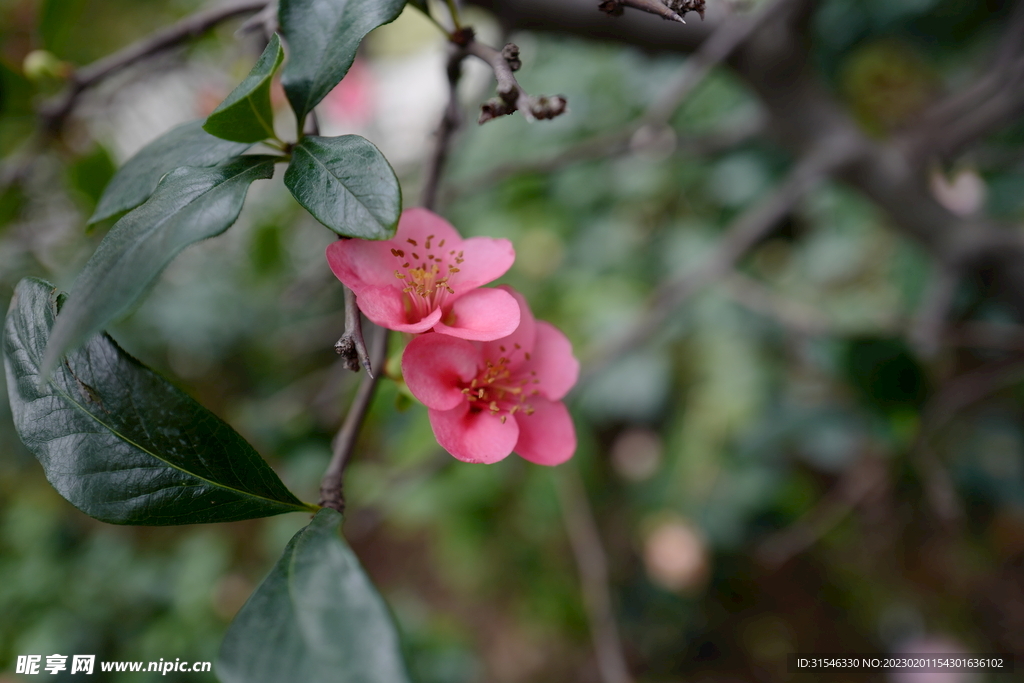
<box><xmin>402</xmin><ymin>287</ymin><xmax>579</xmax><ymax>465</ymax></box>
<box><xmin>327</xmin><ymin>208</ymin><xmax>520</xmax><ymax>341</ymax></box>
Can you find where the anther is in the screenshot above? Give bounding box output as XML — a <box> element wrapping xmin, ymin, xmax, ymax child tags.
<box><xmin>407</xmin><ymin>239</ymin><xmax>418</xmax><ymax>246</ymax></box>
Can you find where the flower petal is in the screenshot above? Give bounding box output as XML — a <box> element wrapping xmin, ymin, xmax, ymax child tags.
<box><xmin>429</xmin><ymin>403</ymin><xmax>520</xmax><ymax>464</ymax></box>
<box><xmin>434</xmin><ymin>288</ymin><xmax>521</xmax><ymax>341</ymax></box>
<box><xmin>481</xmin><ymin>286</ymin><xmax>536</xmax><ymax>361</ymax></box>
<box><xmin>514</xmin><ymin>397</ymin><xmax>576</xmax><ymax>466</ymax></box>
<box><xmin>396</xmin><ymin>207</ymin><xmax>463</xmax><ymax>253</ymax></box>
<box><xmin>326</xmin><ymin>238</ymin><xmax>400</xmax><ymax>292</ymax></box>
<box><xmin>403</xmin><ymin>334</ymin><xmax>480</xmax><ymax>410</ymax></box>
<box><xmin>449</xmin><ymin>236</ymin><xmax>516</xmax><ymax>294</ymax></box>
<box><xmin>357</xmin><ymin>286</ymin><xmax>441</xmax><ymax>333</ymax></box>
<box><xmin>518</xmin><ymin>321</ymin><xmax>579</xmax><ymax>401</ymax></box>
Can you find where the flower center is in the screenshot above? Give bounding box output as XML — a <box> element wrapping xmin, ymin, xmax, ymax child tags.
<box><xmin>391</xmin><ymin>234</ymin><xmax>464</xmax><ymax>320</ymax></box>
<box><xmin>460</xmin><ymin>344</ymin><xmax>541</xmax><ymax>423</ymax></box>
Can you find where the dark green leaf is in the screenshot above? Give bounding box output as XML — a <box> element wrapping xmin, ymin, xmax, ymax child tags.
<box><xmin>217</xmin><ymin>509</ymin><xmax>411</xmax><ymax>683</ymax></box>
<box><xmin>279</xmin><ymin>0</ymin><xmax>406</xmax><ymax>124</ymax></box>
<box><xmin>39</xmin><ymin>0</ymin><xmax>87</xmax><ymax>54</ymax></box>
<box><xmin>88</xmin><ymin>120</ymin><xmax>253</xmax><ymax>225</ymax></box>
<box><xmin>284</xmin><ymin>135</ymin><xmax>401</xmax><ymax>239</ymax></box>
<box><xmin>841</xmin><ymin>337</ymin><xmax>928</xmax><ymax>413</ymax></box>
<box><xmin>68</xmin><ymin>145</ymin><xmax>117</xmax><ymax>212</ymax></box>
<box><xmin>3</xmin><ymin>277</ymin><xmax>315</xmax><ymax>525</ymax></box>
<box><xmin>0</xmin><ymin>61</ymin><xmax>34</xmax><ymax>118</ymax></box>
<box><xmin>203</xmin><ymin>34</ymin><xmax>285</xmax><ymax>143</ymax></box>
<box><xmin>43</xmin><ymin>156</ymin><xmax>275</xmax><ymax>377</ymax></box>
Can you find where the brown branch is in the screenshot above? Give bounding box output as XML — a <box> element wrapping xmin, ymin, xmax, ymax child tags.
<box><xmin>583</xmin><ymin>136</ymin><xmax>861</xmax><ymax>380</ymax></box>
<box><xmin>334</xmin><ymin>285</ymin><xmax>372</xmax><ymax>375</ymax></box>
<box><xmin>445</xmin><ymin>114</ymin><xmax>762</xmax><ymax>204</ymax></box>
<box><xmin>446</xmin><ymin>0</ymin><xmax>783</xmax><ymax>200</ymax></box>
<box><xmin>599</xmin><ymin>0</ymin><xmax>687</xmax><ymax>23</ymax></box>
<box><xmin>641</xmin><ymin>0</ymin><xmax>793</xmax><ymax>127</ymax></box>
<box><xmin>421</xmin><ymin>48</ymin><xmax>466</xmax><ymax>212</ymax></box>
<box><xmin>464</xmin><ymin>40</ymin><xmax>567</xmax><ymax>123</ymax></box>
<box><xmin>469</xmin><ymin>0</ymin><xmax>1024</xmax><ymax>317</ymax></box>
<box><xmin>909</xmin><ymin>263</ymin><xmax>960</xmax><ymax>359</ymax></box>
<box><xmin>906</xmin><ymin>357</ymin><xmax>1024</xmax><ymax>523</ymax></box>
<box><xmin>722</xmin><ymin>273</ymin><xmax>837</xmax><ymax>337</ymax></box>
<box><xmin>757</xmin><ymin>455</ymin><xmax>888</xmax><ymax>568</ymax></box>
<box><xmin>907</xmin><ymin>1</ymin><xmax>1024</xmax><ymax>166</ymax></box>
<box><xmin>319</xmin><ymin>327</ymin><xmax>389</xmax><ymax>513</ymax></box>
<box><xmin>319</xmin><ymin>31</ymin><xmax>470</xmax><ymax>512</ymax></box>
<box><xmin>38</xmin><ymin>0</ymin><xmax>269</xmax><ymax>130</ymax></box>
<box><xmin>556</xmin><ymin>466</ymin><xmax>634</xmax><ymax>683</ymax></box>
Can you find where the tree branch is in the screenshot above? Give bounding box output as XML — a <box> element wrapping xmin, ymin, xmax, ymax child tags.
<box><xmin>445</xmin><ymin>0</ymin><xmax>784</xmax><ymax>199</ymax></box>
<box><xmin>445</xmin><ymin>114</ymin><xmax>762</xmax><ymax>204</ymax></box>
<box><xmin>38</xmin><ymin>0</ymin><xmax>269</xmax><ymax>130</ymax></box>
<box><xmin>421</xmin><ymin>47</ymin><xmax>466</xmax><ymax>211</ymax></box>
<box><xmin>599</xmin><ymin>0</ymin><xmax>687</xmax><ymax>24</ymax></box>
<box><xmin>334</xmin><ymin>285</ymin><xmax>372</xmax><ymax>375</ymax></box>
<box><xmin>757</xmin><ymin>455</ymin><xmax>888</xmax><ymax>568</ymax></box>
<box><xmin>556</xmin><ymin>467</ymin><xmax>634</xmax><ymax>683</ymax></box>
<box><xmin>909</xmin><ymin>263</ymin><xmax>961</xmax><ymax>359</ymax></box>
<box><xmin>319</xmin><ymin>33</ymin><xmax>469</xmax><ymax>511</ymax></box>
<box><xmin>464</xmin><ymin>39</ymin><xmax>567</xmax><ymax>123</ymax></box>
<box><xmin>472</xmin><ymin>0</ymin><xmax>1024</xmax><ymax>317</ymax></box>
<box><xmin>640</xmin><ymin>0</ymin><xmax>794</xmax><ymax>127</ymax></box>
<box><xmin>583</xmin><ymin>136</ymin><xmax>861</xmax><ymax>380</ymax></box>
<box><xmin>319</xmin><ymin>327</ymin><xmax>389</xmax><ymax>513</ymax></box>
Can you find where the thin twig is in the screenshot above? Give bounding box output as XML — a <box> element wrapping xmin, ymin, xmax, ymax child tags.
<box><xmin>421</xmin><ymin>48</ymin><xmax>466</xmax><ymax>212</ymax></box>
<box><xmin>599</xmin><ymin>0</ymin><xmax>687</xmax><ymax>23</ymax></box>
<box><xmin>464</xmin><ymin>40</ymin><xmax>567</xmax><ymax>123</ymax></box>
<box><xmin>556</xmin><ymin>466</ymin><xmax>634</xmax><ymax>683</ymax></box>
<box><xmin>757</xmin><ymin>455</ymin><xmax>888</xmax><ymax>568</ymax></box>
<box><xmin>319</xmin><ymin>32</ymin><xmax>469</xmax><ymax>511</ymax></box>
<box><xmin>722</xmin><ymin>272</ymin><xmax>836</xmax><ymax>337</ymax></box>
<box><xmin>444</xmin><ymin>0</ymin><xmax>782</xmax><ymax>200</ymax></box>
<box><xmin>642</xmin><ymin>0</ymin><xmax>793</xmax><ymax>126</ymax></box>
<box><xmin>39</xmin><ymin>0</ymin><xmax>269</xmax><ymax>130</ymax></box>
<box><xmin>905</xmin><ymin>358</ymin><xmax>1024</xmax><ymax>523</ymax></box>
<box><xmin>582</xmin><ymin>135</ymin><xmax>862</xmax><ymax>381</ymax></box>
<box><xmin>909</xmin><ymin>263</ymin><xmax>960</xmax><ymax>359</ymax></box>
<box><xmin>319</xmin><ymin>327</ymin><xmax>389</xmax><ymax>512</ymax></box>
<box><xmin>444</xmin><ymin>114</ymin><xmax>763</xmax><ymax>204</ymax></box>
<box><xmin>334</xmin><ymin>285</ymin><xmax>372</xmax><ymax>375</ymax></box>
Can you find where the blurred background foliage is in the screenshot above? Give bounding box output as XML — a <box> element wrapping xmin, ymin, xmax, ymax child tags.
<box><xmin>2</xmin><ymin>0</ymin><xmax>1024</xmax><ymax>681</ymax></box>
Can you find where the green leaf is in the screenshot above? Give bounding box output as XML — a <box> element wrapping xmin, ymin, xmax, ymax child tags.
<box><xmin>67</xmin><ymin>145</ymin><xmax>117</xmax><ymax>212</ymax></box>
<box><xmin>39</xmin><ymin>0</ymin><xmax>88</xmax><ymax>54</ymax></box>
<box><xmin>88</xmin><ymin>120</ymin><xmax>253</xmax><ymax>225</ymax></box>
<box><xmin>217</xmin><ymin>509</ymin><xmax>411</xmax><ymax>683</ymax></box>
<box><xmin>284</xmin><ymin>135</ymin><xmax>401</xmax><ymax>239</ymax></box>
<box><xmin>203</xmin><ymin>34</ymin><xmax>285</xmax><ymax>143</ymax></box>
<box><xmin>279</xmin><ymin>0</ymin><xmax>406</xmax><ymax>124</ymax></box>
<box><xmin>43</xmin><ymin>156</ymin><xmax>275</xmax><ymax>378</ymax></box>
<box><xmin>3</xmin><ymin>277</ymin><xmax>315</xmax><ymax>525</ymax></box>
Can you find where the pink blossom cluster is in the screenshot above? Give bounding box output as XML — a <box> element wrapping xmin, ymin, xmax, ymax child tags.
<box><xmin>327</xmin><ymin>209</ymin><xmax>579</xmax><ymax>465</ymax></box>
